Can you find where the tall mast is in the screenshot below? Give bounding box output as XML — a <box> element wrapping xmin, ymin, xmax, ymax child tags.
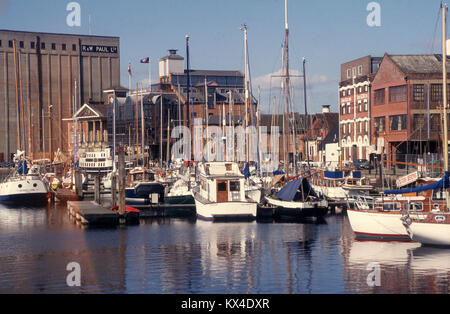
<box><xmin>205</xmin><ymin>77</ymin><xmax>208</xmax><ymax>160</ymax></box>
<box><xmin>284</xmin><ymin>0</ymin><xmax>291</xmax><ymax>177</ymax></box>
<box><xmin>303</xmin><ymin>58</ymin><xmax>310</xmax><ymax>170</ymax></box>
<box><xmin>13</xmin><ymin>40</ymin><xmax>20</xmax><ymax>152</ymax></box>
<box><xmin>74</xmin><ymin>81</ymin><xmax>78</xmax><ymax>166</ymax></box>
<box><xmin>136</xmin><ymin>83</ymin><xmax>139</xmax><ymax>165</ymax></box>
<box><xmin>442</xmin><ymin>3</ymin><xmax>449</xmax><ymax>208</ymax></box>
<box><xmin>141</xmin><ymin>83</ymin><xmax>145</xmax><ymax>169</ymax></box>
<box><xmin>186</xmin><ymin>34</ymin><xmax>192</xmax><ymax>161</ymax></box>
<box><xmin>242</xmin><ymin>24</ymin><xmax>250</xmax><ymax>164</ymax></box>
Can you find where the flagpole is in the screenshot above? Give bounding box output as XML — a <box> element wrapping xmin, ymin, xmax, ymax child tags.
<box><xmin>149</xmin><ymin>60</ymin><xmax>152</xmax><ymax>92</ymax></box>
<box><xmin>128</xmin><ymin>62</ymin><xmax>132</xmax><ymax>93</ymax></box>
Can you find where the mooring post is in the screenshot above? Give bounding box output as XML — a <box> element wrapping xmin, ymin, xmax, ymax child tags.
<box><xmin>94</xmin><ymin>174</ymin><xmax>101</xmax><ymax>204</ymax></box>
<box><xmin>111</xmin><ymin>173</ymin><xmax>117</xmax><ymax>208</ymax></box>
<box><xmin>118</xmin><ymin>148</ymin><xmax>126</xmax><ymax>216</ymax></box>
<box><xmin>75</xmin><ymin>170</ymin><xmax>83</xmax><ymax>198</ymax></box>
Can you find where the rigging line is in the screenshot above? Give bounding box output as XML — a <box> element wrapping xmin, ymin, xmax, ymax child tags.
<box><xmin>429</xmin><ymin>6</ymin><xmax>442</xmax><ymax>54</ymax></box>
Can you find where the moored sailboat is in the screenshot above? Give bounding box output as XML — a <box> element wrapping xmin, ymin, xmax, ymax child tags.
<box><xmin>0</xmin><ymin>152</ymin><xmax>50</xmax><ymax>206</ymax></box>
<box><xmin>402</xmin><ymin>4</ymin><xmax>450</xmax><ymax>247</ymax></box>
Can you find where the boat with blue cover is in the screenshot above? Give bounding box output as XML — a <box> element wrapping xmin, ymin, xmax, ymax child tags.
<box><xmin>265</xmin><ymin>178</ymin><xmax>328</xmax><ymax>218</ymax></box>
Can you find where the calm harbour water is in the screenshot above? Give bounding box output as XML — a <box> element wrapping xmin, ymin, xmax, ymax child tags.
<box><xmin>0</xmin><ymin>202</ymin><xmax>448</xmax><ymax>294</ymax></box>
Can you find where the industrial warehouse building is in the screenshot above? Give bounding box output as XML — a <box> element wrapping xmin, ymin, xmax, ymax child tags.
<box><xmin>0</xmin><ymin>29</ymin><xmax>120</xmax><ymax>162</ymax></box>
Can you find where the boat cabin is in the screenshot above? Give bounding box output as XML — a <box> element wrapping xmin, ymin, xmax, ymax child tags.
<box><xmin>198</xmin><ymin>162</ymin><xmax>246</xmax><ymax>203</ymax></box>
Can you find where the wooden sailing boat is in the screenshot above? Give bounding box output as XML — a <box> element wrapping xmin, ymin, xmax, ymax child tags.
<box><xmin>403</xmin><ymin>3</ymin><xmax>450</xmax><ymax>247</ymax></box>
<box><xmin>264</xmin><ymin>0</ymin><xmax>328</xmax><ymax>218</ymax></box>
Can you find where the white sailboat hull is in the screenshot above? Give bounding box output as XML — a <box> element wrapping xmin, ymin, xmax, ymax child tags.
<box><xmin>406</xmin><ymin>221</ymin><xmax>450</xmax><ymax>247</ymax></box>
<box><xmin>347</xmin><ymin>209</ymin><xmax>410</xmax><ymax>241</ymax></box>
<box><xmin>265</xmin><ymin>196</ymin><xmax>328</xmax><ymax>217</ymax></box>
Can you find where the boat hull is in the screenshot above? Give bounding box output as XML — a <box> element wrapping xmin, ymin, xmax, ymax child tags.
<box><xmin>0</xmin><ymin>192</ymin><xmax>49</xmax><ymax>205</ymax></box>
<box><xmin>0</xmin><ymin>176</ymin><xmax>49</xmax><ymax>206</ymax></box>
<box><xmin>406</xmin><ymin>221</ymin><xmax>450</xmax><ymax>247</ymax></box>
<box><xmin>195</xmin><ymin>198</ymin><xmax>257</xmax><ymax>221</ymax></box>
<box><xmin>165</xmin><ymin>194</ymin><xmax>195</xmax><ymax>205</ymax></box>
<box><xmin>265</xmin><ymin>197</ymin><xmax>329</xmax><ymax>218</ymax></box>
<box><xmin>347</xmin><ymin>209</ymin><xmax>411</xmax><ymax>241</ymax></box>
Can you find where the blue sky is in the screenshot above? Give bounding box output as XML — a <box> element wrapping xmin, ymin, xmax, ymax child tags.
<box><xmin>0</xmin><ymin>0</ymin><xmax>446</xmax><ymax>113</ymax></box>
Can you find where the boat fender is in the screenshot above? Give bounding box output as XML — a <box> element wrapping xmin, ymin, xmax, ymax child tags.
<box><xmin>435</xmin><ymin>216</ymin><xmax>445</xmax><ymax>223</ymax></box>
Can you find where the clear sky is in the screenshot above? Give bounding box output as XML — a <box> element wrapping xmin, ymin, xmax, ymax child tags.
<box><xmin>0</xmin><ymin>0</ymin><xmax>446</xmax><ymax>113</ymax></box>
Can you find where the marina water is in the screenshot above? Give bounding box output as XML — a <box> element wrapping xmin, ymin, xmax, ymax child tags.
<box><xmin>0</xmin><ymin>202</ymin><xmax>448</xmax><ymax>294</ymax></box>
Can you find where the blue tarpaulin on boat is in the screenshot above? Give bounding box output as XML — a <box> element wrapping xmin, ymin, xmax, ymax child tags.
<box><xmin>273</xmin><ymin>170</ymin><xmax>285</xmax><ymax>176</ymax></box>
<box><xmin>276</xmin><ymin>179</ymin><xmax>302</xmax><ymax>202</ymax></box>
<box><xmin>324</xmin><ymin>171</ymin><xmax>343</xmax><ymax>179</ymax></box>
<box><xmin>353</xmin><ymin>171</ymin><xmax>362</xmax><ymax>179</ymax></box>
<box><xmin>17</xmin><ymin>160</ymin><xmax>28</xmax><ymax>175</ymax></box>
<box><xmin>276</xmin><ymin>178</ymin><xmax>319</xmax><ymax>201</ymax></box>
<box><xmin>242</xmin><ymin>163</ymin><xmax>250</xmax><ymax>178</ymax></box>
<box><xmin>384</xmin><ymin>172</ymin><xmax>450</xmax><ymax>195</ymax></box>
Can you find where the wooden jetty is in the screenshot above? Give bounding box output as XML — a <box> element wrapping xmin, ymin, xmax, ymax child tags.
<box><xmin>67</xmin><ymin>201</ymin><xmax>135</xmax><ymax>225</ymax></box>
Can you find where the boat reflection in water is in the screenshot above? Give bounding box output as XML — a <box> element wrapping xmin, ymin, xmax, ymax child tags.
<box><xmin>341</xmin><ymin>216</ymin><xmax>449</xmax><ymax>293</ymax></box>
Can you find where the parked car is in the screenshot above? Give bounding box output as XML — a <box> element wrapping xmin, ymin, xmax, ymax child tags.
<box><xmin>353</xmin><ymin>159</ymin><xmax>372</xmax><ymax>170</ymax></box>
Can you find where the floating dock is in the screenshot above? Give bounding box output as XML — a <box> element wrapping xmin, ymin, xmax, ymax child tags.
<box><xmin>67</xmin><ymin>201</ymin><xmax>139</xmax><ymax>225</ymax></box>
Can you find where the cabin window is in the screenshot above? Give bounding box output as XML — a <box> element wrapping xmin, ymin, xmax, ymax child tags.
<box><xmin>217</xmin><ymin>182</ymin><xmax>227</xmax><ymax>192</ymax></box>
<box><xmin>230</xmin><ymin>181</ymin><xmax>240</xmax><ymax>192</ymax></box>
<box><xmin>409</xmin><ymin>203</ymin><xmax>423</xmax><ymax>212</ymax></box>
<box><xmin>383</xmin><ymin>203</ymin><xmax>400</xmax><ymax>211</ymax></box>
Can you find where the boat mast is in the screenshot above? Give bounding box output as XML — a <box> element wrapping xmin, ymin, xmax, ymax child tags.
<box><xmin>141</xmin><ymin>83</ymin><xmax>145</xmax><ymax>169</ymax></box>
<box><xmin>13</xmin><ymin>40</ymin><xmax>20</xmax><ymax>152</ymax></box>
<box><xmin>242</xmin><ymin>24</ymin><xmax>250</xmax><ymax>165</ymax></box>
<box><xmin>74</xmin><ymin>81</ymin><xmax>78</xmax><ymax>166</ymax></box>
<box><xmin>442</xmin><ymin>3</ymin><xmax>450</xmax><ymax>208</ymax></box>
<box><xmin>303</xmin><ymin>58</ymin><xmax>311</xmax><ymax>170</ymax></box>
<box><xmin>284</xmin><ymin>0</ymin><xmax>291</xmax><ymax>177</ymax></box>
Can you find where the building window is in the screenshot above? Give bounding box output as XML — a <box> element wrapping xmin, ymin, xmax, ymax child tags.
<box><xmin>352</xmin><ymin>67</ymin><xmax>356</xmax><ymax>77</ymax></box>
<box><xmin>364</xmin><ymin>100</ymin><xmax>368</xmax><ymax>111</ymax></box>
<box><xmin>413</xmin><ymin>84</ymin><xmax>425</xmax><ymax>101</ymax></box>
<box><xmin>0</xmin><ymin>40</ymin><xmax>2</xmax><ymax>47</ymax></box>
<box><xmin>8</xmin><ymin>40</ymin><xmax>13</xmax><ymax>48</ymax></box>
<box><xmin>41</xmin><ymin>42</ymin><xmax>46</xmax><ymax>49</ymax></box>
<box><xmin>390</xmin><ymin>115</ymin><xmax>407</xmax><ymax>131</ymax></box>
<box><xmin>374</xmin><ymin>88</ymin><xmax>385</xmax><ymax>105</ymax></box>
<box><xmin>413</xmin><ymin>114</ymin><xmax>426</xmax><ymax>130</ymax></box>
<box><xmin>51</xmin><ymin>43</ymin><xmax>56</xmax><ymax>50</ymax></box>
<box><xmin>72</xmin><ymin>44</ymin><xmax>77</xmax><ymax>51</ymax></box>
<box><xmin>365</xmin><ymin>86</ymin><xmax>368</xmax><ymax>92</ymax></box>
<box><xmin>374</xmin><ymin>117</ymin><xmax>386</xmax><ymax>132</ymax></box>
<box><xmin>430</xmin><ymin>114</ymin><xmax>440</xmax><ymax>131</ymax></box>
<box><xmin>431</xmin><ymin>84</ymin><xmax>442</xmax><ymax>102</ymax></box>
<box><xmin>365</xmin><ymin>121</ymin><xmax>369</xmax><ymax>133</ymax></box>
<box><xmin>19</xmin><ymin>41</ymin><xmax>24</xmax><ymax>48</ymax></box>
<box><xmin>62</xmin><ymin>44</ymin><xmax>66</xmax><ymax>51</ymax></box>
<box><xmin>347</xmin><ymin>69</ymin><xmax>351</xmax><ymax>79</ymax></box>
<box><xmin>30</xmin><ymin>41</ymin><xmax>35</xmax><ymax>49</ymax></box>
<box><xmin>389</xmin><ymin>85</ymin><xmax>407</xmax><ymax>103</ymax></box>
<box><xmin>358</xmin><ymin>65</ymin><xmax>363</xmax><ymax>75</ymax></box>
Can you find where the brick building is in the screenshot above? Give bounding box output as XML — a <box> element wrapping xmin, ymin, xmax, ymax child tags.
<box><xmin>371</xmin><ymin>54</ymin><xmax>446</xmax><ymax>164</ymax></box>
<box><xmin>0</xmin><ymin>30</ymin><xmax>120</xmax><ymax>162</ymax></box>
<box><xmin>339</xmin><ymin>56</ymin><xmax>382</xmax><ymax>163</ymax></box>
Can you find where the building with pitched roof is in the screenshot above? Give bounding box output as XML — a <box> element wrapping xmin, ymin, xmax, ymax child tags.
<box><xmin>371</xmin><ymin>53</ymin><xmax>447</xmax><ymax>165</ymax></box>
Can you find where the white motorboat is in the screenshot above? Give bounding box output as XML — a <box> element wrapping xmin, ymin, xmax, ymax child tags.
<box><xmin>193</xmin><ymin>162</ymin><xmax>258</xmax><ymax>221</ymax></box>
<box><xmin>0</xmin><ymin>159</ymin><xmax>50</xmax><ymax>206</ymax></box>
